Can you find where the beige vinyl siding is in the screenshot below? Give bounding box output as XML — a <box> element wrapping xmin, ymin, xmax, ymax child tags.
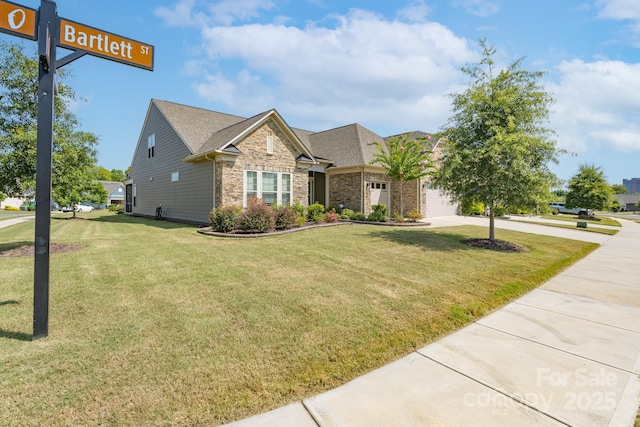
<box><xmin>130</xmin><ymin>103</ymin><xmax>214</xmax><ymax>224</ymax></box>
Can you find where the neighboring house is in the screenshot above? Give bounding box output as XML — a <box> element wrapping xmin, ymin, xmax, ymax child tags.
<box><xmin>613</xmin><ymin>194</ymin><xmax>640</xmax><ymax>211</ymax></box>
<box><xmin>100</xmin><ymin>181</ymin><xmax>126</xmax><ymax>206</ymax></box>
<box><xmin>0</xmin><ymin>197</ymin><xmax>24</xmax><ymax>209</ymax></box>
<box><xmin>126</xmin><ymin>99</ymin><xmax>457</xmax><ymax>225</ymax></box>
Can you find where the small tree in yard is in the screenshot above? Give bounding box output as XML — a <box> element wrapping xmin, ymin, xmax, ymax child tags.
<box><xmin>433</xmin><ymin>40</ymin><xmax>561</xmax><ymax>242</ymax></box>
<box><xmin>565</xmin><ymin>164</ymin><xmax>612</xmax><ymax>212</ymax></box>
<box><xmin>370</xmin><ymin>134</ymin><xmax>433</xmax><ymax>216</ymax></box>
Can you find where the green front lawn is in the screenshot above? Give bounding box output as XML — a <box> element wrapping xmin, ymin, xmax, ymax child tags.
<box><xmin>0</xmin><ymin>212</ymin><xmax>598</xmax><ymax>426</ymax></box>
<box><xmin>510</xmin><ymin>219</ymin><xmax>619</xmax><ymax>235</ymax></box>
<box><xmin>541</xmin><ymin>214</ymin><xmax>621</xmax><ymax>227</ymax></box>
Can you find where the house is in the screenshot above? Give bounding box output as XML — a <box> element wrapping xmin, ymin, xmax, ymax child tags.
<box><xmin>613</xmin><ymin>194</ymin><xmax>640</xmax><ymax>212</ymax></box>
<box><xmin>100</xmin><ymin>181</ymin><xmax>125</xmax><ymax>206</ymax></box>
<box><xmin>126</xmin><ymin>99</ymin><xmax>457</xmax><ymax>225</ymax></box>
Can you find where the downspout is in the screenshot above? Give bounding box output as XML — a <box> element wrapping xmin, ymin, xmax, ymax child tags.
<box><xmin>205</xmin><ymin>154</ymin><xmax>216</xmax><ymax>209</ymax></box>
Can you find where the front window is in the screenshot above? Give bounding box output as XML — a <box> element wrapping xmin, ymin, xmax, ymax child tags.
<box><xmin>262</xmin><ymin>172</ymin><xmax>278</xmax><ymax>205</ymax></box>
<box><xmin>282</xmin><ymin>173</ymin><xmax>291</xmax><ymax>206</ymax></box>
<box><xmin>246</xmin><ymin>171</ymin><xmax>258</xmax><ymax>200</ymax></box>
<box><xmin>244</xmin><ymin>171</ymin><xmax>292</xmax><ymax>206</ymax></box>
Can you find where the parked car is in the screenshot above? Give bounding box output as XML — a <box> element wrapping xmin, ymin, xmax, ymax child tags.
<box><xmin>549</xmin><ymin>202</ymin><xmax>593</xmax><ymax>216</ymax></box>
<box><xmin>74</xmin><ymin>204</ymin><xmax>94</xmax><ymax>213</ymax></box>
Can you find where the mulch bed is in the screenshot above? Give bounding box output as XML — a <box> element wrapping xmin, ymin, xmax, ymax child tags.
<box><xmin>461</xmin><ymin>238</ymin><xmax>527</xmax><ymax>253</ymax></box>
<box><xmin>0</xmin><ymin>243</ymin><xmax>86</xmax><ymax>258</ymax></box>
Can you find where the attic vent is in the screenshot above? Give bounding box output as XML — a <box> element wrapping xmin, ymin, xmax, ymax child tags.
<box><xmin>267</xmin><ymin>130</ymin><xmax>274</xmax><ymax>155</ymax></box>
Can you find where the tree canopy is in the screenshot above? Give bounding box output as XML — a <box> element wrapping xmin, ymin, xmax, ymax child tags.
<box><xmin>432</xmin><ymin>40</ymin><xmax>561</xmax><ymax>241</ymax></box>
<box><xmin>370</xmin><ymin>133</ymin><xmax>433</xmax><ymax>215</ymax></box>
<box><xmin>566</xmin><ymin>164</ymin><xmax>612</xmax><ymax>211</ymax></box>
<box><xmin>0</xmin><ymin>41</ymin><xmax>105</xmax><ymax>208</ymax></box>
<box><xmin>609</xmin><ymin>184</ymin><xmax>627</xmax><ymax>195</ymax></box>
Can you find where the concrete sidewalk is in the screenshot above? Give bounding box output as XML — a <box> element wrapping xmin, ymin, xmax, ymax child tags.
<box><xmin>0</xmin><ymin>216</ymin><xmax>34</xmax><ymax>229</ymax></box>
<box><xmin>225</xmin><ymin>218</ymin><xmax>640</xmax><ymax>427</ymax></box>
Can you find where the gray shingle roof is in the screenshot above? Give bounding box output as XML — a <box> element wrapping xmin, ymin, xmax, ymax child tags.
<box><xmin>149</xmin><ymin>99</ymin><xmax>436</xmax><ymax>169</ymax></box>
<box><xmin>152</xmin><ymin>99</ymin><xmax>246</xmax><ymax>153</ymax></box>
<box><xmin>306</xmin><ymin>123</ymin><xmax>384</xmax><ymax>168</ymax></box>
<box><xmin>193</xmin><ymin>110</ymin><xmax>273</xmax><ymax>157</ymax></box>
<box><xmin>99</xmin><ymin>181</ymin><xmax>124</xmax><ymax>194</ymax></box>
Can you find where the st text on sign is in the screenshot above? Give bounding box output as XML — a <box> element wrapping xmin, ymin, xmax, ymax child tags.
<box><xmin>58</xmin><ymin>18</ymin><xmax>154</xmax><ymax>71</ymax></box>
<box><xmin>0</xmin><ymin>0</ymin><xmax>36</xmax><ymax>39</ymax></box>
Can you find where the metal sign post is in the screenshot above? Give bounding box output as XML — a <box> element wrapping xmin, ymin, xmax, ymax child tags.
<box><xmin>32</xmin><ymin>0</ymin><xmax>57</xmax><ymax>339</ymax></box>
<box><xmin>0</xmin><ymin>0</ymin><xmax>153</xmax><ymax>339</ymax></box>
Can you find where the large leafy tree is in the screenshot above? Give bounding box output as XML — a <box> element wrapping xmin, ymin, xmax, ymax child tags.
<box><xmin>610</xmin><ymin>184</ymin><xmax>627</xmax><ymax>194</ymax></box>
<box><xmin>433</xmin><ymin>40</ymin><xmax>561</xmax><ymax>241</ymax></box>
<box><xmin>565</xmin><ymin>164</ymin><xmax>612</xmax><ymax>211</ymax></box>
<box><xmin>370</xmin><ymin>133</ymin><xmax>433</xmax><ymax>215</ymax></box>
<box><xmin>0</xmin><ymin>41</ymin><xmax>105</xmax><ymax>209</ymax></box>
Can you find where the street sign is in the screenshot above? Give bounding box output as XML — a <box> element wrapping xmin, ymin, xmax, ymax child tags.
<box><xmin>1</xmin><ymin>0</ymin><xmax>154</xmax><ymax>339</ymax></box>
<box><xmin>58</xmin><ymin>18</ymin><xmax>154</xmax><ymax>71</ymax></box>
<box><xmin>0</xmin><ymin>0</ymin><xmax>36</xmax><ymax>39</ymax></box>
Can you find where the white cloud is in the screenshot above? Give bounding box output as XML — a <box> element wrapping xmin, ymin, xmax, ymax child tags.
<box><xmin>549</xmin><ymin>59</ymin><xmax>640</xmax><ymax>153</ymax></box>
<box><xmin>397</xmin><ymin>0</ymin><xmax>432</xmax><ymax>23</ymax></box>
<box><xmin>155</xmin><ymin>0</ymin><xmax>275</xmax><ymax>27</ymax></box>
<box><xmin>154</xmin><ymin>0</ymin><xmax>204</xmax><ymax>27</ymax></box>
<box><xmin>185</xmin><ymin>8</ymin><xmax>476</xmax><ymax>134</ymax></box>
<box><xmin>206</xmin><ymin>0</ymin><xmax>275</xmax><ymax>26</ymax></box>
<box><xmin>597</xmin><ymin>0</ymin><xmax>640</xmax><ymax>20</ymax></box>
<box><xmin>452</xmin><ymin>0</ymin><xmax>501</xmax><ymax>17</ymax></box>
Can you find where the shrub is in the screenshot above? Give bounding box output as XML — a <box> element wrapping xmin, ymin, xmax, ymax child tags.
<box><xmin>108</xmin><ymin>204</ymin><xmax>124</xmax><ymax>213</ymax></box>
<box><xmin>367</xmin><ymin>204</ymin><xmax>388</xmax><ymax>222</ymax></box>
<box><xmin>4</xmin><ymin>206</ymin><xmax>19</xmax><ymax>211</ymax></box>
<box><xmin>311</xmin><ymin>212</ymin><xmax>326</xmax><ymax>223</ymax></box>
<box><xmin>351</xmin><ymin>211</ymin><xmax>366</xmax><ymax>221</ymax></box>
<box><xmin>209</xmin><ymin>205</ymin><xmax>242</xmax><ymax>233</ymax></box>
<box><xmin>461</xmin><ymin>200</ymin><xmax>484</xmax><ymax>216</ymax></box>
<box><xmin>550</xmin><ymin>208</ymin><xmax>559</xmax><ymax>215</ymax></box>
<box><xmin>339</xmin><ymin>208</ymin><xmax>354</xmax><ymax>219</ymax></box>
<box><xmin>27</xmin><ymin>205</ymin><xmax>35</xmax><ymax>211</ymax></box>
<box><xmin>492</xmin><ymin>206</ymin><xmax>507</xmax><ymax>217</ymax></box>
<box><xmin>327</xmin><ymin>205</ymin><xmax>342</xmax><ymax>214</ymax></box>
<box><xmin>407</xmin><ymin>209</ymin><xmax>422</xmax><ymax>222</ymax></box>
<box><xmin>291</xmin><ymin>200</ymin><xmax>306</xmax><ymax>218</ymax></box>
<box><xmin>238</xmin><ymin>199</ymin><xmax>275</xmax><ymax>233</ymax></box>
<box><xmin>274</xmin><ymin>205</ymin><xmax>300</xmax><ymax>230</ymax></box>
<box><xmin>307</xmin><ymin>203</ymin><xmax>325</xmax><ymax>221</ymax></box>
<box><xmin>392</xmin><ymin>210</ymin><xmax>404</xmax><ymax>223</ymax></box>
<box><xmin>325</xmin><ymin>209</ymin><xmax>338</xmax><ymax>223</ymax></box>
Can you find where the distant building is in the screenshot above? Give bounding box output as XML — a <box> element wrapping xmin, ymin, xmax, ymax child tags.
<box><xmin>623</xmin><ymin>178</ymin><xmax>640</xmax><ymax>194</ymax></box>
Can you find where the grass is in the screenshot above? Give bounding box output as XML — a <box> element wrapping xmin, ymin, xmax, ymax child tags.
<box><xmin>540</xmin><ymin>214</ymin><xmax>621</xmax><ymax>227</ymax></box>
<box><xmin>509</xmin><ymin>219</ymin><xmax>619</xmax><ymax>235</ymax></box>
<box><xmin>0</xmin><ymin>211</ymin><xmax>598</xmax><ymax>426</ymax></box>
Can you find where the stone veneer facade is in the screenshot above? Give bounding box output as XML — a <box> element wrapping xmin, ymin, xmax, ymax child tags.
<box><xmin>328</xmin><ymin>169</ymin><xmax>422</xmax><ymax>215</ymax></box>
<box><xmin>214</xmin><ymin>121</ymin><xmax>309</xmax><ymax>208</ymax></box>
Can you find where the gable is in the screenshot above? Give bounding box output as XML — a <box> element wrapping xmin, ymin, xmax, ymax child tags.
<box><xmin>185</xmin><ymin>109</ymin><xmax>316</xmax><ymax>164</ymax></box>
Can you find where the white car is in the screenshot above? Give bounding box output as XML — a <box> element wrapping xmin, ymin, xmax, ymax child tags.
<box><xmin>74</xmin><ymin>204</ymin><xmax>94</xmax><ymax>212</ymax></box>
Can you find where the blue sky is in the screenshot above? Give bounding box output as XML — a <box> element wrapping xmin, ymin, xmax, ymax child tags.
<box><xmin>2</xmin><ymin>0</ymin><xmax>639</xmax><ymax>186</ymax></box>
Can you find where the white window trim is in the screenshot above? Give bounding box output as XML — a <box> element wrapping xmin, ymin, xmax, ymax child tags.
<box><xmin>243</xmin><ymin>170</ymin><xmax>292</xmax><ymax>206</ymax></box>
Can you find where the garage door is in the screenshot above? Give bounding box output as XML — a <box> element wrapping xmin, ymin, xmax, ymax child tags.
<box><xmin>425</xmin><ymin>188</ymin><xmax>458</xmax><ymax>217</ymax></box>
<box><xmin>370</xmin><ymin>182</ymin><xmax>389</xmax><ymax>208</ymax></box>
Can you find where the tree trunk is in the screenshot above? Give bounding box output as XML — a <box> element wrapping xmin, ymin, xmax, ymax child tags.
<box><xmin>489</xmin><ymin>206</ymin><xmax>495</xmax><ymax>241</ymax></box>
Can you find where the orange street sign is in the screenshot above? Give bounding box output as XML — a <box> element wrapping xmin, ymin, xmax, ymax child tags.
<box><xmin>58</xmin><ymin>18</ymin><xmax>154</xmax><ymax>71</ymax></box>
<box><xmin>0</xmin><ymin>0</ymin><xmax>36</xmax><ymax>40</ymax></box>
